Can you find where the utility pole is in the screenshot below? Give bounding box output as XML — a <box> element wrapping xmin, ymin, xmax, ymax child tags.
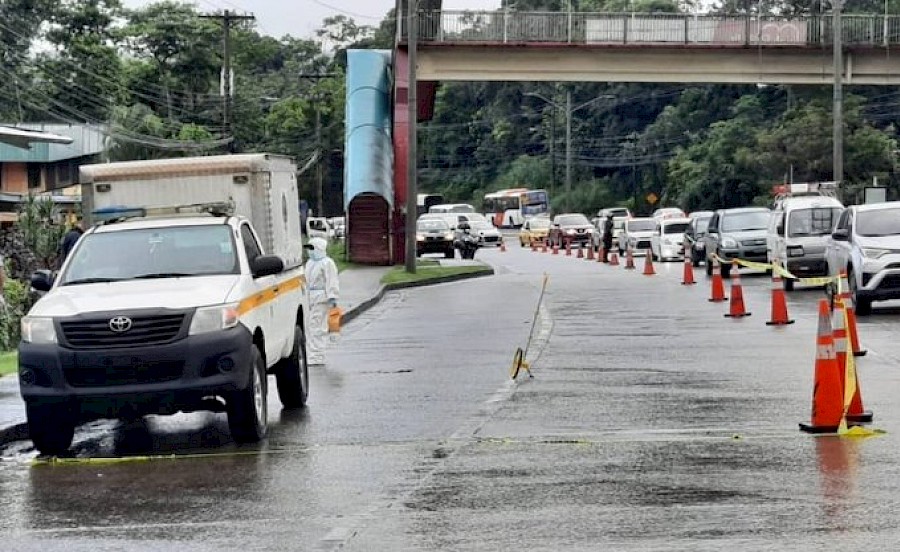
<box><xmin>833</xmin><ymin>0</ymin><xmax>844</xmax><ymax>188</ymax></box>
<box><xmin>297</xmin><ymin>73</ymin><xmax>337</xmax><ymax>217</ymax></box>
<box><xmin>405</xmin><ymin>0</ymin><xmax>418</xmax><ymax>274</ymax></box>
<box><xmin>201</xmin><ymin>10</ymin><xmax>255</xmax><ymax>153</ymax></box>
<box><xmin>565</xmin><ymin>87</ymin><xmax>572</xmax><ymax>213</ymax></box>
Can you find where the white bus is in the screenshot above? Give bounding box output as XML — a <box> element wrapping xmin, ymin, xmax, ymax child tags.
<box><xmin>483</xmin><ymin>188</ymin><xmax>550</xmax><ymax>228</ymax></box>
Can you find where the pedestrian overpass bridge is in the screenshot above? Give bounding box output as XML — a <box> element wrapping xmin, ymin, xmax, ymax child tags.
<box><xmin>404</xmin><ymin>11</ymin><xmax>900</xmax><ymax>85</ymax></box>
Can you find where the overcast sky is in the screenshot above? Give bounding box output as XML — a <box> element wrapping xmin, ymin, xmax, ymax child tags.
<box><xmin>121</xmin><ymin>0</ymin><xmax>502</xmax><ymax>39</ymax></box>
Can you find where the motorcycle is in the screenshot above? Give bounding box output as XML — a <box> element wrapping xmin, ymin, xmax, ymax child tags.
<box><xmin>454</xmin><ymin>222</ymin><xmax>480</xmax><ymax>260</ymax></box>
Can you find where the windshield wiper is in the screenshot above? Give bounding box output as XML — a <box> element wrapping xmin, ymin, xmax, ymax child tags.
<box><xmin>62</xmin><ymin>277</ymin><xmax>124</xmax><ymax>286</ymax></box>
<box><xmin>132</xmin><ymin>272</ymin><xmax>195</xmax><ymax>280</ymax></box>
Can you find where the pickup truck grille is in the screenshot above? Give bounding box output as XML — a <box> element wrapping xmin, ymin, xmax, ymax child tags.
<box><xmin>60</xmin><ymin>314</ymin><xmax>186</xmax><ymax>349</ymax></box>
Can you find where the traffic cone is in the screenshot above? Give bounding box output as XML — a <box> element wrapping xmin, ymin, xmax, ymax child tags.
<box><xmin>609</xmin><ymin>252</ymin><xmax>619</xmax><ymax>266</ymax></box>
<box><xmin>585</xmin><ymin>245</ymin><xmax>593</xmax><ymax>261</ymax></box>
<box><xmin>835</xmin><ymin>297</ymin><xmax>873</xmax><ymax>424</ymax></box>
<box><xmin>541</xmin><ymin>239</ymin><xmax>547</xmax><ymax>253</ymax></box>
<box><xmin>597</xmin><ymin>245</ymin><xmax>605</xmax><ymax>263</ymax></box>
<box><xmin>530</xmin><ymin>240</ymin><xmax>536</xmax><ymax>252</ymax></box>
<box><xmin>565</xmin><ymin>239</ymin><xmax>572</xmax><ymax>256</ymax></box>
<box><xmin>766</xmin><ymin>266</ymin><xmax>794</xmax><ymax>325</ymax></box>
<box><xmin>708</xmin><ymin>257</ymin><xmax>727</xmax><ymax>303</ymax></box>
<box><xmin>838</xmin><ymin>272</ymin><xmax>867</xmax><ymax>357</ymax></box>
<box><xmin>724</xmin><ymin>264</ymin><xmax>750</xmax><ymax>318</ymax></box>
<box><xmin>642</xmin><ymin>249</ymin><xmax>656</xmax><ymax>276</ymax></box>
<box><xmin>499</xmin><ymin>239</ymin><xmax>506</xmax><ymax>253</ymax></box>
<box><xmin>681</xmin><ymin>255</ymin><xmax>696</xmax><ymax>285</ymax></box>
<box><xmin>800</xmin><ymin>299</ymin><xmax>844</xmax><ymax>433</ymax></box>
<box><xmin>576</xmin><ymin>245</ymin><xmax>584</xmax><ymax>259</ymax></box>
<box><xmin>552</xmin><ymin>240</ymin><xmax>559</xmax><ymax>255</ymax></box>
<box><xmin>624</xmin><ymin>246</ymin><xmax>635</xmax><ymax>270</ymax></box>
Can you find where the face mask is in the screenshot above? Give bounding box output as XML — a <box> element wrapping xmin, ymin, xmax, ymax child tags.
<box><xmin>309</xmin><ymin>250</ymin><xmax>325</xmax><ymax>261</ymax></box>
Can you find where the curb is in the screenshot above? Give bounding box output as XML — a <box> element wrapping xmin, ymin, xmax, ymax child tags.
<box><xmin>343</xmin><ymin>266</ymin><xmax>494</xmax><ymax>325</ymax></box>
<box><xmin>0</xmin><ymin>266</ymin><xmax>496</xmax><ymax>448</ymax></box>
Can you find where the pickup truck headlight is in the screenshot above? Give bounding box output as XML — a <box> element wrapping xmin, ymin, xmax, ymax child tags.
<box><xmin>190</xmin><ymin>303</ymin><xmax>240</xmax><ymax>335</ymax></box>
<box><xmin>862</xmin><ymin>247</ymin><xmax>890</xmax><ymax>259</ymax></box>
<box><xmin>721</xmin><ymin>237</ymin><xmax>738</xmax><ymax>248</ymax></box>
<box><xmin>21</xmin><ymin>317</ymin><xmax>57</xmax><ymax>344</ymax></box>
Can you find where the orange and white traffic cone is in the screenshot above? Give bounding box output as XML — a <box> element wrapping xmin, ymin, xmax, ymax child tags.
<box><xmin>551</xmin><ymin>240</ymin><xmax>559</xmax><ymax>255</ymax></box>
<box><xmin>834</xmin><ymin>297</ymin><xmax>873</xmax><ymax>424</ymax></box>
<box><xmin>838</xmin><ymin>272</ymin><xmax>867</xmax><ymax>357</ymax></box>
<box><xmin>766</xmin><ymin>265</ymin><xmax>794</xmax><ymax>325</ymax></box>
<box><xmin>541</xmin><ymin>239</ymin><xmax>548</xmax><ymax>253</ymax></box>
<box><xmin>499</xmin><ymin>239</ymin><xmax>507</xmax><ymax>253</ymax></box>
<box><xmin>609</xmin><ymin>252</ymin><xmax>619</xmax><ymax>266</ymax></box>
<box><xmin>585</xmin><ymin>245</ymin><xmax>593</xmax><ymax>261</ymax></box>
<box><xmin>800</xmin><ymin>299</ymin><xmax>844</xmax><ymax>433</ymax></box>
<box><xmin>642</xmin><ymin>249</ymin><xmax>656</xmax><ymax>276</ymax></box>
<box><xmin>681</xmin><ymin>254</ymin><xmax>696</xmax><ymax>286</ymax></box>
<box><xmin>708</xmin><ymin>257</ymin><xmax>727</xmax><ymax>303</ymax></box>
<box><xmin>530</xmin><ymin>240</ymin><xmax>537</xmax><ymax>252</ymax></box>
<box><xmin>724</xmin><ymin>264</ymin><xmax>750</xmax><ymax>318</ymax></box>
<box><xmin>565</xmin><ymin>239</ymin><xmax>572</xmax><ymax>256</ymax></box>
<box><xmin>624</xmin><ymin>246</ymin><xmax>635</xmax><ymax>270</ymax></box>
<box><xmin>597</xmin><ymin>245</ymin><xmax>605</xmax><ymax>263</ymax></box>
<box><xmin>576</xmin><ymin>244</ymin><xmax>584</xmax><ymax>259</ymax></box>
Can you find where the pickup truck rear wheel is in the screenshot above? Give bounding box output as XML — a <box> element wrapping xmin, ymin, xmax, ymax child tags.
<box><xmin>27</xmin><ymin>402</ymin><xmax>75</xmax><ymax>455</ymax></box>
<box><xmin>228</xmin><ymin>346</ymin><xmax>268</xmax><ymax>443</ymax></box>
<box><xmin>276</xmin><ymin>325</ymin><xmax>309</xmax><ymax>408</ymax></box>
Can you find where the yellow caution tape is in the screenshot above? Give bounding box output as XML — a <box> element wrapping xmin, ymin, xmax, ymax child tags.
<box><xmin>711</xmin><ymin>253</ymin><xmax>840</xmax><ymax>285</ymax></box>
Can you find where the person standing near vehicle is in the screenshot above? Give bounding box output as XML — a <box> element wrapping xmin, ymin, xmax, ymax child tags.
<box><xmin>304</xmin><ymin>237</ymin><xmax>339</xmax><ymax>365</ymax></box>
<box><xmin>59</xmin><ymin>216</ymin><xmax>85</xmax><ymax>266</ymax></box>
<box><xmin>602</xmin><ymin>215</ymin><xmax>614</xmax><ymax>262</ymax></box>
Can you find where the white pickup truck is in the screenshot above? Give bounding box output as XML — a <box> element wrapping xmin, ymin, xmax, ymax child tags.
<box><xmin>19</xmin><ymin>154</ymin><xmax>309</xmax><ymax>455</ymax></box>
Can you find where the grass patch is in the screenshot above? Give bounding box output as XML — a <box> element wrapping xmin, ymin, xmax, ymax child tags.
<box><xmin>327</xmin><ymin>240</ymin><xmax>352</xmax><ymax>272</ymax></box>
<box><xmin>381</xmin><ymin>264</ymin><xmax>491</xmax><ymax>286</ymax></box>
<box><xmin>0</xmin><ymin>351</ymin><xmax>17</xmax><ymax>378</ymax></box>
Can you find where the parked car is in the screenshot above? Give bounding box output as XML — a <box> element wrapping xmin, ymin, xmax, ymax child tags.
<box><xmin>650</xmin><ymin>217</ymin><xmax>691</xmax><ymax>261</ymax></box>
<box><xmin>618</xmin><ymin>217</ymin><xmax>656</xmax><ymax>255</ymax></box>
<box><xmin>825</xmin><ymin>201</ymin><xmax>900</xmax><ymax>315</ymax></box>
<box><xmin>767</xmin><ymin>195</ymin><xmax>843</xmax><ymax>291</ymax></box>
<box><xmin>652</xmin><ymin>207</ymin><xmax>686</xmax><ymax>220</ymax></box>
<box><xmin>329</xmin><ymin>216</ymin><xmax>346</xmax><ymax>240</ymax></box>
<box><xmin>683</xmin><ymin>211</ymin><xmax>714</xmax><ymax>267</ymax></box>
<box><xmin>519</xmin><ymin>217</ymin><xmax>551</xmax><ymax>247</ymax></box>
<box><xmin>591</xmin><ymin>216</ymin><xmax>626</xmax><ymax>252</ymax></box>
<box><xmin>703</xmin><ymin>207</ymin><xmax>771</xmax><ymax>277</ymax></box>
<box><xmin>548</xmin><ymin>213</ymin><xmax>594</xmax><ymax>248</ymax></box>
<box><xmin>468</xmin><ymin>219</ymin><xmax>503</xmax><ymax>247</ymax></box>
<box><xmin>416</xmin><ymin>217</ymin><xmax>455</xmax><ymax>258</ymax></box>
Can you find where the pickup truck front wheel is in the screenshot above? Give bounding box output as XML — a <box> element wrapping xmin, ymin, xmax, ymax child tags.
<box><xmin>27</xmin><ymin>402</ymin><xmax>75</xmax><ymax>456</ymax></box>
<box><xmin>228</xmin><ymin>346</ymin><xmax>268</xmax><ymax>443</ymax></box>
<box><xmin>276</xmin><ymin>325</ymin><xmax>309</xmax><ymax>408</ymax></box>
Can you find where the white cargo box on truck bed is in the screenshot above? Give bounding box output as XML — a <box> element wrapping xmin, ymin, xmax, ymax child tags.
<box><xmin>80</xmin><ymin>154</ymin><xmax>302</xmax><ymax>268</ymax></box>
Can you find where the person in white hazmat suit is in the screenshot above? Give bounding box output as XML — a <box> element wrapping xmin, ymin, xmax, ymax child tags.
<box><xmin>303</xmin><ymin>237</ymin><xmax>339</xmax><ymax>365</ymax></box>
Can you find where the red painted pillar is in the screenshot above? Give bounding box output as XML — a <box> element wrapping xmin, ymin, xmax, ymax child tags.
<box><xmin>392</xmin><ymin>47</ymin><xmax>410</xmax><ymax>265</ymax></box>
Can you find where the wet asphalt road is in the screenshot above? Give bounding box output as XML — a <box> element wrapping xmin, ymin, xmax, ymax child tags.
<box><xmin>4</xmin><ymin>242</ymin><xmax>900</xmax><ymax>550</ymax></box>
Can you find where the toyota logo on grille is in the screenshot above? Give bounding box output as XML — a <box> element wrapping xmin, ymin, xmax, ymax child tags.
<box><xmin>109</xmin><ymin>316</ymin><xmax>133</xmax><ymax>333</ymax></box>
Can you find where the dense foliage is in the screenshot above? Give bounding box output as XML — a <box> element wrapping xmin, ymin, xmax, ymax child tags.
<box><xmin>0</xmin><ymin>0</ymin><xmax>897</xmax><ymax>220</ymax></box>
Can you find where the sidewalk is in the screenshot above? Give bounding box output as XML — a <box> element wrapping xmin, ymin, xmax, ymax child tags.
<box><xmin>0</xmin><ymin>263</ymin><xmax>432</xmax><ymax>446</ymax></box>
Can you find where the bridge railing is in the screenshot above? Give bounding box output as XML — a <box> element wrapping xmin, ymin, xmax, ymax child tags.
<box><xmin>404</xmin><ymin>11</ymin><xmax>900</xmax><ymax>47</ymax></box>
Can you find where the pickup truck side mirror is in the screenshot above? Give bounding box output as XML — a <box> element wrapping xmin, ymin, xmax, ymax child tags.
<box><xmin>831</xmin><ymin>228</ymin><xmax>850</xmax><ymax>241</ymax></box>
<box><xmin>252</xmin><ymin>255</ymin><xmax>284</xmax><ymax>278</ymax></box>
<box><xmin>30</xmin><ymin>270</ymin><xmax>54</xmax><ymax>292</ymax></box>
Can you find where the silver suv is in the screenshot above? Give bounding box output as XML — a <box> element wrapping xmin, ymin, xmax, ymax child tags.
<box><xmin>825</xmin><ymin>201</ymin><xmax>900</xmax><ymax>315</ymax></box>
<box><xmin>703</xmin><ymin>207</ymin><xmax>771</xmax><ymax>277</ymax></box>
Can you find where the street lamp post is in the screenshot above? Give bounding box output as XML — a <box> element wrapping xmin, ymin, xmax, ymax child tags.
<box><xmin>525</xmin><ymin>90</ymin><xmax>617</xmax><ymax>213</ymax></box>
<box><xmin>833</xmin><ymin>0</ymin><xmax>844</xmax><ymax>189</ymax></box>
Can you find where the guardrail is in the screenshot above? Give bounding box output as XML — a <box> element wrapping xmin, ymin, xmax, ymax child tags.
<box><xmin>402</xmin><ymin>11</ymin><xmax>900</xmax><ymax>48</ymax></box>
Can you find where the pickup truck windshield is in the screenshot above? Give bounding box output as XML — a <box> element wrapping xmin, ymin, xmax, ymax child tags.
<box><xmin>722</xmin><ymin>211</ymin><xmax>769</xmax><ymax>232</ymax></box>
<box><xmin>61</xmin><ymin>225</ymin><xmax>239</xmax><ymax>285</ymax></box>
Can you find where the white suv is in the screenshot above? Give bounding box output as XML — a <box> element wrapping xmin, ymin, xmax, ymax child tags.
<box><xmin>825</xmin><ymin>201</ymin><xmax>900</xmax><ymax>315</ymax></box>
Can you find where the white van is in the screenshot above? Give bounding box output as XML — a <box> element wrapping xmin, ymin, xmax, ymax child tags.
<box><xmin>767</xmin><ymin>194</ymin><xmax>844</xmax><ymax>290</ymax></box>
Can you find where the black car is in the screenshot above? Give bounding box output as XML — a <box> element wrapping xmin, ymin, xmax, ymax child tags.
<box><xmin>416</xmin><ymin>218</ymin><xmax>455</xmax><ymax>258</ymax></box>
<box><xmin>683</xmin><ymin>212</ymin><xmax>713</xmax><ymax>267</ymax></box>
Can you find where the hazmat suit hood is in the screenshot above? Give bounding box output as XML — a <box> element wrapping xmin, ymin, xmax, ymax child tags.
<box><xmin>305</xmin><ymin>237</ymin><xmax>328</xmax><ymax>256</ymax></box>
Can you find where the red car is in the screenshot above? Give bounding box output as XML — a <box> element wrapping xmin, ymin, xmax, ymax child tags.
<box><xmin>548</xmin><ymin>213</ymin><xmax>595</xmax><ymax>248</ymax></box>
